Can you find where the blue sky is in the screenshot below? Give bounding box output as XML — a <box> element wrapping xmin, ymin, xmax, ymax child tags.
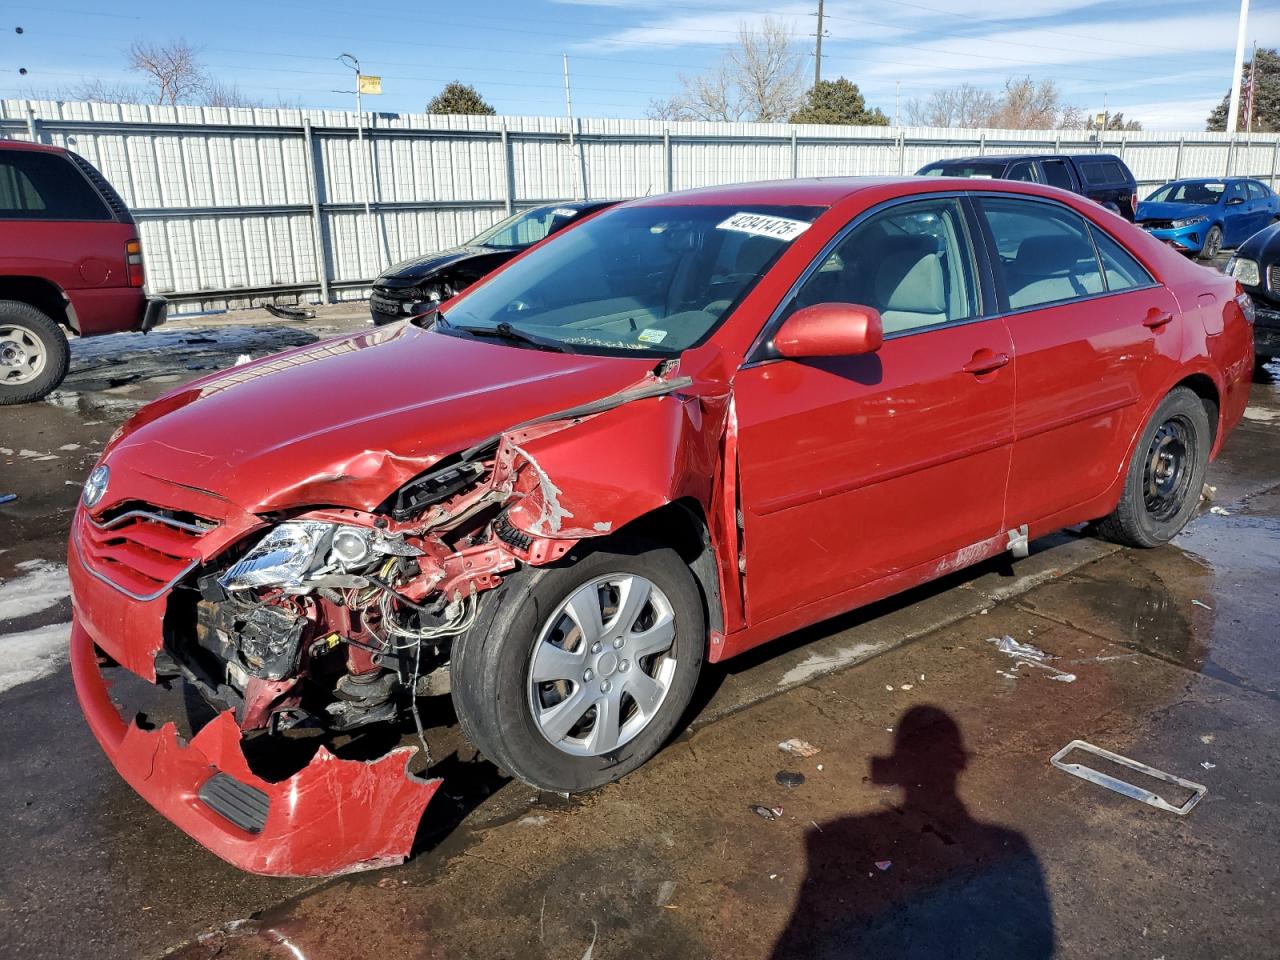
<box><xmin>2</xmin><ymin>0</ymin><xmax>1276</xmax><ymax>130</ymax></box>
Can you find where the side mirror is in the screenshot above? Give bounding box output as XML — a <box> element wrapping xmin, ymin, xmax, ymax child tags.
<box><xmin>774</xmin><ymin>303</ymin><xmax>884</xmax><ymax>359</ymax></box>
<box><xmin>1227</xmin><ymin>197</ymin><xmax>1245</xmax><ymax>206</ymax></box>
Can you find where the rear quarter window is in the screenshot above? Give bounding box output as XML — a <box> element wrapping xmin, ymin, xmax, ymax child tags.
<box><xmin>0</xmin><ymin>150</ymin><xmax>113</xmax><ymax>221</ymax></box>
<box><xmin>1076</xmin><ymin>159</ymin><xmax>1129</xmax><ymax>187</ymax></box>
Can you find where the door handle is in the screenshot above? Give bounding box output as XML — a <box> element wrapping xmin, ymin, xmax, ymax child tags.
<box><xmin>962</xmin><ymin>350</ymin><xmax>1010</xmax><ymax>375</ymax></box>
<box><xmin>1143</xmin><ymin>309</ymin><xmax>1174</xmax><ymax>330</ymax></box>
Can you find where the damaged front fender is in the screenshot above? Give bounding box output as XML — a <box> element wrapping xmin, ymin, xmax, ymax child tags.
<box><xmin>71</xmin><ymin>623</ymin><xmax>439</xmax><ymax>877</ymax></box>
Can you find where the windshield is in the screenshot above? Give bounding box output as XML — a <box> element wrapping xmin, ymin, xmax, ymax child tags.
<box><xmin>1146</xmin><ymin>181</ymin><xmax>1225</xmax><ymax>205</ymax></box>
<box><xmin>469</xmin><ymin>205</ymin><xmax>579</xmax><ymax>249</ymax></box>
<box><xmin>442</xmin><ymin>203</ymin><xmax>825</xmax><ymax>356</ymax></box>
<box><xmin>917</xmin><ymin>161</ymin><xmax>1006</xmax><ymax>179</ymax></box>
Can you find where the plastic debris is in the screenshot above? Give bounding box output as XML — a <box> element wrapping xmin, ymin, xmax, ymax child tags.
<box><xmin>1191</xmin><ymin>599</ymin><xmax>1212</xmax><ymax>610</ymax></box>
<box><xmin>1200</xmin><ymin>483</ymin><xmax>1217</xmax><ymax>501</ymax></box>
<box><xmin>988</xmin><ymin>635</ymin><xmax>1076</xmax><ymax>682</ymax></box>
<box><xmin>816</xmin><ymin>764</ymin><xmax>824</xmax><ymax>772</ymax></box>
<box><xmin>750</xmin><ymin>804</ymin><xmax>784</xmax><ymax>821</ymax></box>
<box><xmin>900</xmin><ymin>683</ymin><xmax>914</xmax><ymax>691</ymax></box>
<box><xmin>1209</xmin><ymin>506</ymin><xmax>1230</xmax><ymax>516</ymax></box>
<box><xmin>778</xmin><ymin>738</ymin><xmax>820</xmax><ymax>758</ymax></box>
<box><xmin>874</xmin><ymin>860</ymin><xmax>892</xmax><ymax>872</ymax></box>
<box><xmin>264</xmin><ymin>303</ymin><xmax>316</xmax><ymax>321</ymax></box>
<box><xmin>234</xmin><ymin>353</ymin><xmax>252</xmax><ymax>366</ymax></box>
<box><xmin>655</xmin><ymin>880</ymin><xmax>677</xmax><ymax>907</ymax></box>
<box><xmin>1201</xmin><ymin>761</ymin><xmax>1216</xmax><ymax>770</ymax></box>
<box><xmin>776</xmin><ymin>770</ymin><xmax>806</xmax><ymax>788</ymax></box>
<box><xmin>0</xmin><ymin>494</ymin><xmax>16</xmax><ymax>505</ymax></box>
<box><xmin>885</xmin><ymin>684</ymin><xmax>895</xmax><ymax>691</ymax></box>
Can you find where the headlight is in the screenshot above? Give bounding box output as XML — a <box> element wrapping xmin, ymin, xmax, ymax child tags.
<box><xmin>1171</xmin><ymin>216</ymin><xmax>1208</xmax><ymax>229</ymax></box>
<box><xmin>1227</xmin><ymin>257</ymin><xmax>1261</xmax><ymax>286</ymax></box>
<box><xmin>219</xmin><ymin>521</ymin><xmax>374</xmax><ymax>592</ymax></box>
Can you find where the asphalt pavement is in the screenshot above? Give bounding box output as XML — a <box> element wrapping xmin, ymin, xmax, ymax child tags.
<box><xmin>1</xmin><ymin>305</ymin><xmax>1278</xmax><ymax>960</ymax></box>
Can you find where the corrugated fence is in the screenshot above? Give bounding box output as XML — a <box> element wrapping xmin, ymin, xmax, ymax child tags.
<box><xmin>3</xmin><ymin>100</ymin><xmax>1279</xmax><ymax>313</ymax></box>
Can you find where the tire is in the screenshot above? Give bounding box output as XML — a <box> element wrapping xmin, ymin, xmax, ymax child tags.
<box><xmin>451</xmin><ymin>538</ymin><xmax>705</xmax><ymax>794</ymax></box>
<box><xmin>1197</xmin><ymin>225</ymin><xmax>1223</xmax><ymax>261</ymax></box>
<box><xmin>0</xmin><ymin>301</ymin><xmax>70</xmax><ymax>405</ymax></box>
<box><xmin>1095</xmin><ymin>387</ymin><xmax>1211</xmax><ymax>548</ymax></box>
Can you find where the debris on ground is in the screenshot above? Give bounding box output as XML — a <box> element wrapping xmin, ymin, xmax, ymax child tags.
<box><xmin>749</xmin><ymin>804</ymin><xmax>785</xmax><ymax>821</ymax></box>
<box><xmin>874</xmin><ymin>860</ymin><xmax>893</xmax><ymax>872</ymax></box>
<box><xmin>234</xmin><ymin>353</ymin><xmax>252</xmax><ymax>366</ymax></box>
<box><xmin>1201</xmin><ymin>762</ymin><xmax>1216</xmax><ymax>770</ymax></box>
<box><xmin>900</xmin><ymin>682</ymin><xmax>914</xmax><ymax>691</ymax></box>
<box><xmin>1050</xmin><ymin>740</ymin><xmax>1208</xmax><ymax>816</ymax></box>
<box><xmin>988</xmin><ymin>635</ymin><xmax>1077</xmax><ymax>683</ymax></box>
<box><xmin>655</xmin><ymin>880</ymin><xmax>677</xmax><ymax>907</ymax></box>
<box><xmin>0</xmin><ymin>494</ymin><xmax>16</xmax><ymax>505</ymax></box>
<box><xmin>775</xmin><ymin>771</ymin><xmax>806</xmax><ymax>788</ymax></box>
<box><xmin>1201</xmin><ymin>483</ymin><xmax>1217</xmax><ymax>501</ymax></box>
<box><xmin>1191</xmin><ymin>599</ymin><xmax>1213</xmax><ymax>610</ymax></box>
<box><xmin>264</xmin><ymin>303</ymin><xmax>317</xmax><ymax>321</ymax></box>
<box><xmin>778</xmin><ymin>738</ymin><xmax>820</xmax><ymax>758</ymax></box>
<box><xmin>1209</xmin><ymin>506</ymin><xmax>1231</xmax><ymax>516</ymax></box>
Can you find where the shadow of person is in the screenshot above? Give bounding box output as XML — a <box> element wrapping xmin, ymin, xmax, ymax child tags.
<box><xmin>771</xmin><ymin>705</ymin><xmax>1054</xmax><ymax>960</ymax></box>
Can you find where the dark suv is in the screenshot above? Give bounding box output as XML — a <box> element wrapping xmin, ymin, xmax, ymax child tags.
<box><xmin>1</xmin><ymin>140</ymin><xmax>165</xmax><ymax>404</ymax></box>
<box><xmin>917</xmin><ymin>153</ymin><xmax>1138</xmax><ymax>221</ymax></box>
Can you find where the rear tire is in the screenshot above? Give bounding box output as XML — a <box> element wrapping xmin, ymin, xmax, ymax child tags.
<box><xmin>0</xmin><ymin>301</ymin><xmax>70</xmax><ymax>405</ymax></box>
<box><xmin>1095</xmin><ymin>387</ymin><xmax>1211</xmax><ymax>548</ymax></box>
<box><xmin>1197</xmin><ymin>225</ymin><xmax>1223</xmax><ymax>261</ymax></box>
<box><xmin>451</xmin><ymin>538</ymin><xmax>705</xmax><ymax>794</ymax></box>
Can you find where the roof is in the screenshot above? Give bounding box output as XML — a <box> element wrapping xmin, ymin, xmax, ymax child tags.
<box><xmin>0</xmin><ymin>138</ymin><xmax>66</xmax><ymax>155</ymax></box>
<box><xmin>925</xmin><ymin>153</ymin><xmax>1123</xmax><ymax>165</ymax></box>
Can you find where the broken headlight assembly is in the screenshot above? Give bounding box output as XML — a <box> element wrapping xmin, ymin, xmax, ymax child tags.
<box><xmin>218</xmin><ymin>520</ymin><xmax>418</xmax><ymax>593</ymax></box>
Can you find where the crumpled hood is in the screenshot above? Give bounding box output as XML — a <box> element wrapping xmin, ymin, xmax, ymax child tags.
<box><xmin>377</xmin><ymin>245</ymin><xmax>514</xmax><ymax>285</ymax></box>
<box><xmin>1137</xmin><ymin>200</ymin><xmax>1215</xmax><ymax>223</ymax></box>
<box><xmin>102</xmin><ymin>323</ymin><xmax>654</xmax><ymax>514</ymax></box>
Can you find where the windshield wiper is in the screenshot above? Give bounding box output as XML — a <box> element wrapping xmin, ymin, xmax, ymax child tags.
<box><xmin>443</xmin><ymin>318</ymin><xmax>573</xmax><ymax>354</ymax></box>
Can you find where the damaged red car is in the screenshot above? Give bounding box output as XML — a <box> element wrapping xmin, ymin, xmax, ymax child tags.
<box><xmin>68</xmin><ymin>177</ymin><xmax>1253</xmax><ymax>876</ymax></box>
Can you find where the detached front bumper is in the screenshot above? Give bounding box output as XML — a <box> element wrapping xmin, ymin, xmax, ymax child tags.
<box><xmin>71</xmin><ymin>622</ymin><xmax>440</xmax><ymax>876</ymax></box>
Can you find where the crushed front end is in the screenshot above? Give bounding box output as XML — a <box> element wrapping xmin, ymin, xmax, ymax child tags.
<box><xmin>66</xmin><ymin>417</ymin><xmax>636</xmax><ymax>876</ymax></box>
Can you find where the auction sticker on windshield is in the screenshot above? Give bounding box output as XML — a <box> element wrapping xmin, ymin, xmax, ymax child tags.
<box><xmin>717</xmin><ymin>212</ymin><xmax>811</xmax><ymax>241</ymax></box>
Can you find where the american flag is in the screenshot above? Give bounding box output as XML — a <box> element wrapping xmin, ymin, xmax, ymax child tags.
<box><xmin>1242</xmin><ymin>53</ymin><xmax>1257</xmax><ymax>132</ymax></box>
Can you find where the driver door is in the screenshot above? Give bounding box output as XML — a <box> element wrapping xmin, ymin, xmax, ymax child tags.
<box><xmin>733</xmin><ymin>197</ymin><xmax>1016</xmax><ymax>626</ymax></box>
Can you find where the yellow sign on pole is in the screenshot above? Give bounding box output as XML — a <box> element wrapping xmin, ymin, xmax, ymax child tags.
<box><xmin>358</xmin><ymin>74</ymin><xmax>383</xmax><ymax>95</ymax></box>
<box><xmin>1094</xmin><ymin>112</ymin><xmax>1107</xmax><ymax>128</ymax></box>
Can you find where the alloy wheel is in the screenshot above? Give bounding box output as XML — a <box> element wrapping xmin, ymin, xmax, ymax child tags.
<box><xmin>0</xmin><ymin>324</ymin><xmax>47</xmax><ymax>385</ymax></box>
<box><xmin>528</xmin><ymin>573</ymin><xmax>678</xmax><ymax>757</ymax></box>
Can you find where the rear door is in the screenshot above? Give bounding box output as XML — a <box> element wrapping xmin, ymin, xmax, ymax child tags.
<box><xmin>1038</xmin><ymin>159</ymin><xmax>1078</xmax><ymax>194</ymax></box>
<box><xmin>974</xmin><ymin>195</ymin><xmax>1183</xmax><ymax>527</ymax></box>
<box><xmin>734</xmin><ymin>196</ymin><xmax>1015</xmax><ymax>624</ymax></box>
<box><xmin>1222</xmin><ymin>181</ymin><xmax>1252</xmax><ymax>246</ymax></box>
<box><xmin>0</xmin><ymin>148</ymin><xmax>135</xmax><ymax>327</ymax></box>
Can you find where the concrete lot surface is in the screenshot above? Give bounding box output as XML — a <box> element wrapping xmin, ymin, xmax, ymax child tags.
<box><xmin>0</xmin><ymin>309</ymin><xmax>1277</xmax><ymax>960</ymax></box>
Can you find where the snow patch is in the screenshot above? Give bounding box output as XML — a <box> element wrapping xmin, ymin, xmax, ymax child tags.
<box><xmin>0</xmin><ymin>623</ymin><xmax>70</xmax><ymax>694</ymax></box>
<box><xmin>0</xmin><ymin>561</ymin><xmax>69</xmax><ymax>622</ymax></box>
<box><xmin>778</xmin><ymin>641</ymin><xmax>889</xmax><ymax>688</ymax></box>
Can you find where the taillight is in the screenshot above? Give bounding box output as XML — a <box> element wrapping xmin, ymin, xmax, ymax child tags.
<box><xmin>125</xmin><ymin>239</ymin><xmax>144</xmax><ymax>288</ymax></box>
<box><xmin>1127</xmin><ymin>193</ymin><xmax>1136</xmax><ymax>214</ymax></box>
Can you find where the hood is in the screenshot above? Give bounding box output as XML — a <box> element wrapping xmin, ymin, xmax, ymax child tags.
<box><xmin>102</xmin><ymin>324</ymin><xmax>655</xmax><ymax>514</ymax></box>
<box><xmin>1237</xmin><ymin>220</ymin><xmax>1280</xmax><ymax>262</ymax></box>
<box><xmin>1137</xmin><ymin>200</ymin><xmax>1216</xmax><ymax>222</ymax></box>
<box><xmin>377</xmin><ymin>245</ymin><xmax>516</xmax><ymax>285</ymax></box>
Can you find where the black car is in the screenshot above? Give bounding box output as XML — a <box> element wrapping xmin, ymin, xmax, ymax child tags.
<box><xmin>370</xmin><ymin>200</ymin><xmax>618</xmax><ymax>324</ymax></box>
<box><xmin>916</xmin><ymin>153</ymin><xmax>1138</xmax><ymax>222</ymax></box>
<box><xmin>1228</xmin><ymin>222</ymin><xmax>1280</xmax><ymax>373</ymax></box>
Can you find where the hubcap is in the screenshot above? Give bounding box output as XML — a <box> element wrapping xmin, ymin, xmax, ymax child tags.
<box><xmin>1142</xmin><ymin>417</ymin><xmax>1193</xmax><ymax>522</ymax></box>
<box><xmin>528</xmin><ymin>573</ymin><xmax>677</xmax><ymax>757</ymax></box>
<box><xmin>0</xmin><ymin>324</ymin><xmax>46</xmax><ymax>386</ymax></box>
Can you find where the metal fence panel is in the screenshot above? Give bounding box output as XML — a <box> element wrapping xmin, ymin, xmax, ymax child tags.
<box><xmin>2</xmin><ymin>99</ymin><xmax>1277</xmax><ymax>313</ymax></box>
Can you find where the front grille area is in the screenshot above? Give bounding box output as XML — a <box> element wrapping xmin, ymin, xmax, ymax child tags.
<box><xmin>1141</xmin><ymin>220</ymin><xmax>1175</xmax><ymax>231</ymax></box>
<box><xmin>370</xmin><ymin>286</ymin><xmax>412</xmax><ymax>317</ymax></box>
<box><xmin>77</xmin><ymin>505</ymin><xmax>216</xmax><ymax>601</ymax></box>
<box><xmin>1268</xmin><ymin>263</ymin><xmax>1280</xmax><ymax>294</ymax></box>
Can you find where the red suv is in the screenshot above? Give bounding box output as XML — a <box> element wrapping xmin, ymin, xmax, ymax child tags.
<box><xmin>0</xmin><ymin>140</ymin><xmax>165</xmax><ymax>404</ymax></box>
<box><xmin>68</xmin><ymin>176</ymin><xmax>1251</xmax><ymax>876</ymax></box>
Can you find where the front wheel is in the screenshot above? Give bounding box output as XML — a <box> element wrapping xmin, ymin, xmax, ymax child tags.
<box><xmin>1095</xmin><ymin>387</ymin><xmax>1211</xmax><ymax>548</ymax></box>
<box><xmin>1197</xmin><ymin>225</ymin><xmax>1223</xmax><ymax>261</ymax></box>
<box><xmin>450</xmin><ymin>539</ymin><xmax>705</xmax><ymax>794</ymax></box>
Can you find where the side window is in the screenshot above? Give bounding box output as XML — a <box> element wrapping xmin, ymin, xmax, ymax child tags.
<box><xmin>1089</xmin><ymin>226</ymin><xmax>1153</xmax><ymax>292</ymax></box>
<box><xmin>1040</xmin><ymin>160</ymin><xmax>1074</xmax><ymax>191</ymax></box>
<box><xmin>1247</xmin><ymin>181</ymin><xmax>1269</xmax><ymax>200</ymax></box>
<box><xmin>1226</xmin><ymin>182</ymin><xmax>1248</xmax><ymax>205</ymax></box>
<box><xmin>791</xmin><ymin>198</ymin><xmax>978</xmax><ymax>336</ymax></box>
<box><xmin>979</xmin><ymin>197</ymin><xmax>1104</xmax><ymax>310</ymax></box>
<box><xmin>1006</xmin><ymin>161</ymin><xmax>1039</xmax><ymax>183</ymax></box>
<box><xmin>0</xmin><ymin>151</ymin><xmax>111</xmax><ymax>221</ymax></box>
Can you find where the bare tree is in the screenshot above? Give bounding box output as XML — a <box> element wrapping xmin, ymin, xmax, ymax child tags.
<box><xmin>905</xmin><ymin>76</ymin><xmax>1081</xmax><ymax>130</ymax></box>
<box><xmin>55</xmin><ymin>76</ymin><xmax>148</xmax><ymax>104</ymax></box>
<box><xmin>127</xmin><ymin>39</ymin><xmax>205</xmax><ymax>105</ymax></box>
<box><xmin>647</xmin><ymin>17</ymin><xmax>804</xmax><ymax>122</ymax></box>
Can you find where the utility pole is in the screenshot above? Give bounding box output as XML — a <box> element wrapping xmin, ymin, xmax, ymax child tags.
<box><xmin>1226</xmin><ymin>0</ymin><xmax>1250</xmax><ymax>134</ymax></box>
<box><xmin>895</xmin><ymin>80</ymin><xmax>901</xmax><ymax>128</ymax></box>
<box><xmin>338</xmin><ymin>53</ymin><xmax>372</xmax><ymax>227</ymax></box>
<box><xmin>563</xmin><ymin>53</ymin><xmax>585</xmax><ymax>200</ymax></box>
<box><xmin>814</xmin><ymin>0</ymin><xmax>825</xmax><ymax>87</ymax></box>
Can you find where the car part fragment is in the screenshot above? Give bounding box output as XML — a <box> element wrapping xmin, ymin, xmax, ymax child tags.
<box><xmin>1050</xmin><ymin>740</ymin><xmax>1207</xmax><ymax>816</ymax></box>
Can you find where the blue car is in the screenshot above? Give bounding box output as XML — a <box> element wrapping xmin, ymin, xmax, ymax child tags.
<box><xmin>1136</xmin><ymin>177</ymin><xmax>1280</xmax><ymax>260</ymax></box>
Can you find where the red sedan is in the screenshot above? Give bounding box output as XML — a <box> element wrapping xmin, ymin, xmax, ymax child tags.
<box><xmin>68</xmin><ymin>176</ymin><xmax>1253</xmax><ymax>875</ymax></box>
